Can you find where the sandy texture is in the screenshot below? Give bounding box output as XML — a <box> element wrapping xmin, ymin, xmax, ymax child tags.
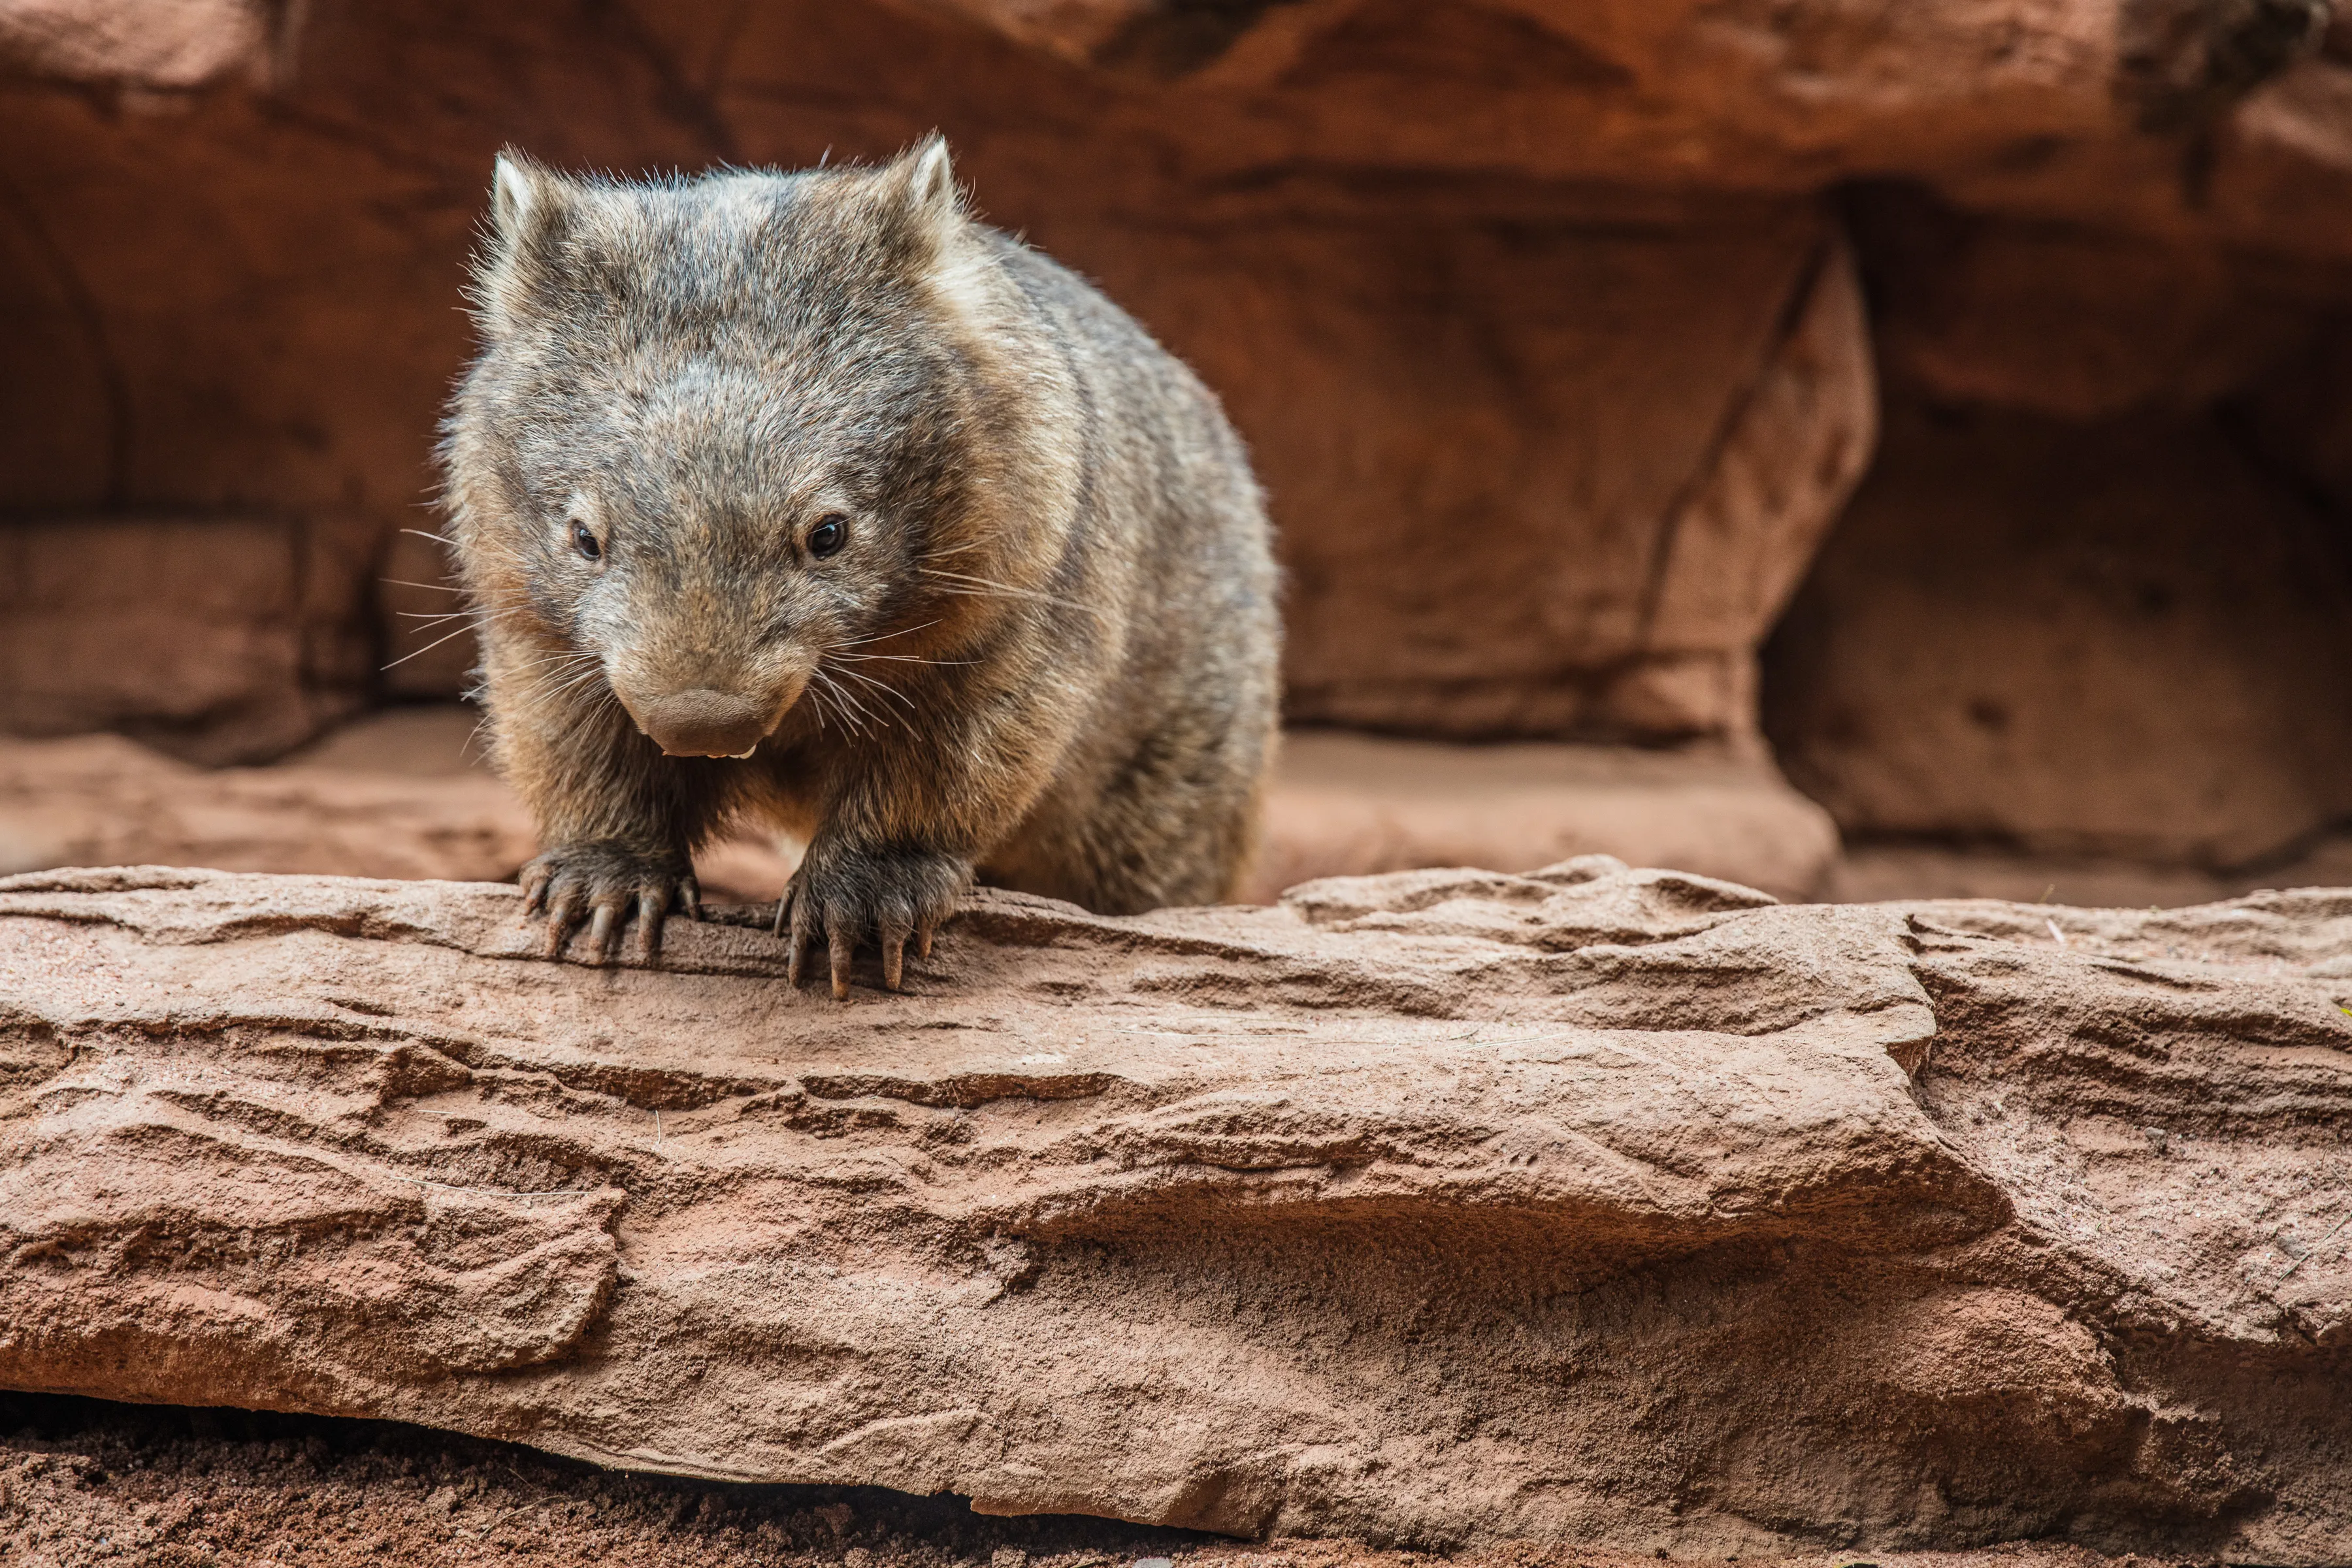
<box><xmin>0</xmin><ymin>1393</ymin><xmax>2246</xmax><ymax>1568</ymax></box>
<box><xmin>1</xmin><ymin>861</ymin><xmax>2345</xmax><ymax>1557</ymax></box>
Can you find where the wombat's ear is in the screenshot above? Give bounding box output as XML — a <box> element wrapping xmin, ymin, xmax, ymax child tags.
<box><xmin>492</xmin><ymin>153</ymin><xmax>540</xmax><ymax>238</ymax></box>
<box><xmin>477</xmin><ymin>150</ymin><xmax>573</xmax><ymax>336</ymax></box>
<box><xmin>489</xmin><ymin>150</ymin><xmax>568</xmax><ymax>246</ymax></box>
<box><xmin>875</xmin><ymin>133</ymin><xmax>966</xmax><ymax>253</ymax></box>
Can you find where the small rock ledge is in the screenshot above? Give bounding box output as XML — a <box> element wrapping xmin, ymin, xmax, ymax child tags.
<box><xmin>0</xmin><ymin>862</ymin><xmax>2346</xmax><ymax>1557</ymax></box>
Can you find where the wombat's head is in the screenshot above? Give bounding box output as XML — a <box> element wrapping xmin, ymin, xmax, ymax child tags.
<box><xmin>446</xmin><ymin>138</ymin><xmax>1030</xmax><ymax>759</ymax></box>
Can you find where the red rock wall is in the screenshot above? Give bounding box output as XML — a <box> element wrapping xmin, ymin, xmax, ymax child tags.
<box><xmin>1767</xmin><ymin>186</ymin><xmax>2352</xmax><ymax>864</ymax></box>
<box><xmin>1</xmin><ymin>1</ymin><xmax>2348</xmax><ymax>853</ymax></box>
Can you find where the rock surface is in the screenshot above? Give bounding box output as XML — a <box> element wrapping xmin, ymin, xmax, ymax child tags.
<box><xmin>7</xmin><ymin>0</ymin><xmax>2349</xmax><ymax>761</ymax></box>
<box><xmin>1</xmin><ymin>862</ymin><xmax>2346</xmax><ymax>1556</ymax></box>
<box><xmin>1764</xmin><ymin>399</ymin><xmax>2352</xmax><ymax>866</ymax></box>
<box><xmin>0</xmin><ymin>713</ymin><xmax>1845</xmax><ymax>905</ymax></box>
<box><xmin>0</xmin><ymin>1397</ymin><xmax>2244</xmax><ymax>1568</ymax></box>
<box><xmin>1250</xmin><ymin>730</ymin><xmax>1840</xmax><ymax>902</ymax></box>
<box><xmin>0</xmin><ymin>517</ymin><xmax>372</xmax><ymax>766</ymax></box>
<box><xmin>0</xmin><ymin>1399</ymin><xmax>2275</xmax><ymax>1568</ymax></box>
<box><xmin>1232</xmin><ymin>208</ymin><xmax>1873</xmax><ymax>741</ymax></box>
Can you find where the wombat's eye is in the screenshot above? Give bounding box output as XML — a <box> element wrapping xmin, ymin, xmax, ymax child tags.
<box><xmin>570</xmin><ymin>521</ymin><xmax>602</xmax><ymax>561</ymax></box>
<box><xmin>808</xmin><ymin>515</ymin><xmax>848</xmax><ymax>559</ymax></box>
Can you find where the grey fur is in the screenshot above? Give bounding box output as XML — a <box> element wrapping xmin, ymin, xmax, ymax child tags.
<box><xmin>441</xmin><ymin>137</ymin><xmax>1281</xmax><ymax>995</ymax></box>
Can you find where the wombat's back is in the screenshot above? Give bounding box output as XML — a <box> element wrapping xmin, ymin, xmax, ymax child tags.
<box><xmin>970</xmin><ymin>235</ymin><xmax>1281</xmax><ymax>913</ymax></box>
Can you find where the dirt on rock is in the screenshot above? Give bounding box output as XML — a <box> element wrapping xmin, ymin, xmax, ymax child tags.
<box><xmin>0</xmin><ymin>1392</ymin><xmax>2229</xmax><ymax>1568</ymax></box>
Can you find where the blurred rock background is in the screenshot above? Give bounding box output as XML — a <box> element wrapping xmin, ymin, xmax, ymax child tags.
<box><xmin>3</xmin><ymin>0</ymin><xmax>2350</xmax><ymax>906</ymax></box>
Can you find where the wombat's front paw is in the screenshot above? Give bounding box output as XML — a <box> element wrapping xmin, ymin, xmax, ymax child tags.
<box><xmin>777</xmin><ymin>842</ymin><xmax>970</xmax><ymax>999</ymax></box>
<box><xmin>521</xmin><ymin>843</ymin><xmax>700</xmax><ymax>964</ymax></box>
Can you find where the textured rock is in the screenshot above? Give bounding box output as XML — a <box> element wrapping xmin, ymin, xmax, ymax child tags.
<box><xmin>1249</xmin><ymin>731</ymin><xmax>1840</xmax><ymax>902</ymax></box>
<box><xmin>1212</xmin><ymin>208</ymin><xmax>1874</xmax><ymax>740</ymax></box>
<box><xmin>0</xmin><ymin>518</ymin><xmax>372</xmax><ymax>764</ymax></box>
<box><xmin>924</xmin><ymin>0</ymin><xmax>2351</xmax><ymax>252</ymax></box>
<box><xmin>1852</xmin><ymin>191</ymin><xmax>2325</xmax><ymax>422</ymax></box>
<box><xmin>0</xmin><ymin>1410</ymin><xmax>2248</xmax><ymax>1568</ymax></box>
<box><xmin>1765</xmin><ymin>399</ymin><xmax>2352</xmax><ymax>866</ymax></box>
<box><xmin>1</xmin><ymin>862</ymin><xmax>2347</xmax><ymax>1556</ymax></box>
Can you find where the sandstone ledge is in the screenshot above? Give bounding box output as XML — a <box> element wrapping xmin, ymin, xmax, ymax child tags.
<box><xmin>0</xmin><ymin>863</ymin><xmax>2347</xmax><ymax>1557</ymax></box>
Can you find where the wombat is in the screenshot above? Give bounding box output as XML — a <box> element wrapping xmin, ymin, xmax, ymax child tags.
<box><xmin>442</xmin><ymin>138</ymin><xmax>1280</xmax><ymax>996</ymax></box>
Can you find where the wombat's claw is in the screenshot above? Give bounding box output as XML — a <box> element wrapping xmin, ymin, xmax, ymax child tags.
<box><xmin>779</xmin><ymin>849</ymin><xmax>961</xmax><ymax>1000</ymax></box>
<box><xmin>519</xmin><ymin>845</ymin><xmax>698</xmax><ymax>965</ymax></box>
<box><xmin>785</xmin><ymin>914</ymin><xmax>938</xmax><ymax>999</ymax></box>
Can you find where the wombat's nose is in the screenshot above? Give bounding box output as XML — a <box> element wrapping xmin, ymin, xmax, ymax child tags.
<box><xmin>635</xmin><ymin>689</ymin><xmax>774</xmax><ymax>758</ymax></box>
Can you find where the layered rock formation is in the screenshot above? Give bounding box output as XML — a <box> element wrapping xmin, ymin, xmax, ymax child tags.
<box><xmin>1765</xmin><ymin>397</ymin><xmax>2352</xmax><ymax>866</ymax></box>
<box><xmin>5</xmin><ymin>1</ymin><xmax>2347</xmax><ymax>813</ymax></box>
<box><xmin>1765</xmin><ymin>186</ymin><xmax>2352</xmax><ymax>868</ymax></box>
<box><xmin>1</xmin><ymin>860</ymin><xmax>2346</xmax><ymax>1556</ymax></box>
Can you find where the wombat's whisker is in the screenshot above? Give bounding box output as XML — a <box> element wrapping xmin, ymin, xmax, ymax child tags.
<box><xmin>809</xmin><ymin>669</ymin><xmax>883</xmax><ymax>735</ymax></box>
<box><xmin>508</xmin><ymin>647</ymin><xmax>601</xmax><ymax>670</ymax></box>
<box><xmin>507</xmin><ymin>644</ymin><xmax>598</xmax><ymax>665</ymax></box>
<box><xmin>510</xmin><ymin>657</ymin><xmax>610</xmax><ymax>711</ymax></box>
<box><xmin>506</xmin><ymin>651</ymin><xmax>602</xmax><ymax>686</ymax></box>
<box><xmin>828</xmin><ymin>651</ymin><xmax>976</xmax><ymax>666</ymax></box>
<box><xmin>827</xmin><ymin>664</ymin><xmax>919</xmax><ymax>713</ymax></box>
<box><xmin>828</xmin><ymin>681</ymin><xmax>884</xmax><ymax>733</ymax></box>
<box><xmin>525</xmin><ymin>675</ymin><xmax>611</xmax><ymax>713</ymax></box>
<box><xmin>531</xmin><ymin>668</ymin><xmax>606</xmax><ymax>702</ymax></box>
<box><xmin>919</xmin><ymin>568</ymin><xmax>1109</xmax><ymax>625</ymax></box>
<box><xmin>807</xmin><ymin>686</ymin><xmax>860</xmax><ymax>738</ymax></box>
<box><xmin>830</xmin><ymin>620</ymin><xmax>943</xmax><ymax>649</ymax></box>
<box><xmin>381</xmin><ymin>578</ymin><xmax>470</xmax><ymax>594</ymax></box>
<box><xmin>382</xmin><ymin>623</ymin><xmax>480</xmax><ymax>670</ymax></box>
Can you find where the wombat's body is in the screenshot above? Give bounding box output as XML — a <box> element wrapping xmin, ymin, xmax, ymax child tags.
<box><xmin>442</xmin><ymin>140</ymin><xmax>1279</xmax><ymax>994</ymax></box>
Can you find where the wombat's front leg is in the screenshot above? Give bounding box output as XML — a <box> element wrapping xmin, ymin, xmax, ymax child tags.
<box><xmin>777</xmin><ymin>836</ymin><xmax>970</xmax><ymax>1000</ymax></box>
<box><xmin>487</xmin><ymin>646</ymin><xmax>725</xmax><ymax>966</ymax></box>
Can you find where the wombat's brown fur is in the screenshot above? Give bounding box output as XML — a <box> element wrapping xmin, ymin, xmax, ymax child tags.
<box><xmin>442</xmin><ymin>139</ymin><xmax>1280</xmax><ymax>996</ymax></box>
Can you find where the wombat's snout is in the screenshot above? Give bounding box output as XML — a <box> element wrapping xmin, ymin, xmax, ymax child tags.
<box><xmin>634</xmin><ymin>688</ymin><xmax>775</xmax><ymax>759</ymax></box>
